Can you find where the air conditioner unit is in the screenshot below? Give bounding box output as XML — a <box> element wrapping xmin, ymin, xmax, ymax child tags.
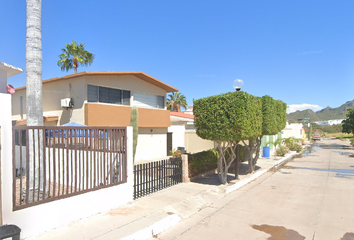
<box><xmin>61</xmin><ymin>98</ymin><xmax>73</xmax><ymax>108</ymax></box>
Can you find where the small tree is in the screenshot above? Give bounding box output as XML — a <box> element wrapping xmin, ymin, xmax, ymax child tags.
<box><xmin>342</xmin><ymin>108</ymin><xmax>354</xmax><ymax>136</ymax></box>
<box><xmin>194</xmin><ymin>91</ymin><xmax>262</xmax><ymax>184</ymax></box>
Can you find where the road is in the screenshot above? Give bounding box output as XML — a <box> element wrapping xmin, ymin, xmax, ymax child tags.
<box><xmin>155</xmin><ymin>139</ymin><xmax>354</xmax><ymax>240</ymax></box>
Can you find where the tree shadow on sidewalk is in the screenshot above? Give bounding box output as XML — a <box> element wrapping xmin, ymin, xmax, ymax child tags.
<box><xmin>192</xmin><ymin>162</ymin><xmax>261</xmax><ymax>186</ymax></box>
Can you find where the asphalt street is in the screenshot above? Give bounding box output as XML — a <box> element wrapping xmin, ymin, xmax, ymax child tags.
<box><xmin>155</xmin><ymin>139</ymin><xmax>354</xmax><ymax>240</ymax></box>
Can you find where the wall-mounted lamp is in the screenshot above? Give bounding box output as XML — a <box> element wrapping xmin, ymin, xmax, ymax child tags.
<box><xmin>150</xmin><ymin>129</ymin><xmax>154</xmax><ymax>133</ymax></box>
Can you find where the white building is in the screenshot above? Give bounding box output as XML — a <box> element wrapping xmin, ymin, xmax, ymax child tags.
<box><xmin>314</xmin><ymin>119</ymin><xmax>344</xmax><ymax>126</ymax></box>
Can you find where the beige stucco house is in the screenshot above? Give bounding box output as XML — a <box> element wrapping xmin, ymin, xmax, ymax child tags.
<box><xmin>12</xmin><ymin>71</ymin><xmax>178</xmax><ymax>162</ymax></box>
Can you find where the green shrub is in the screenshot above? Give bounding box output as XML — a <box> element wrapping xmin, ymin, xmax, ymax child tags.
<box><xmin>283</xmin><ymin>137</ymin><xmax>301</xmax><ymax>149</ymax></box>
<box><xmin>188</xmin><ymin>149</ymin><xmax>219</xmax><ymax>177</ymax></box>
<box><xmin>236</xmin><ymin>145</ymin><xmax>246</xmax><ymax>162</ymax></box>
<box><xmin>289</xmin><ymin>143</ymin><xmax>302</xmax><ymax>153</ymax></box>
<box><xmin>350</xmin><ymin>138</ymin><xmax>354</xmax><ymax>145</ymax></box>
<box><xmin>276</xmin><ymin>145</ymin><xmax>289</xmax><ymax>157</ymax></box>
<box><xmin>224</xmin><ymin>144</ymin><xmax>246</xmax><ymax>162</ymax></box>
<box><xmin>188</xmin><ymin>145</ymin><xmax>247</xmax><ymax>178</ymax></box>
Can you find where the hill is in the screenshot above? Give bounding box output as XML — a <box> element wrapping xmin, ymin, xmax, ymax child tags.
<box><xmin>287</xmin><ymin>99</ymin><xmax>354</xmax><ymax>122</ymax></box>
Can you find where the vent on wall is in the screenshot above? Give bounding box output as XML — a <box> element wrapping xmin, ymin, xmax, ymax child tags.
<box><xmin>61</xmin><ymin>98</ymin><xmax>73</xmax><ymax>108</ymax></box>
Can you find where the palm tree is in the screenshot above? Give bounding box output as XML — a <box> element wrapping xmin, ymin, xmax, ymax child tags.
<box><xmin>167</xmin><ymin>92</ymin><xmax>188</xmax><ymax>112</ymax></box>
<box><xmin>57</xmin><ymin>41</ymin><xmax>95</xmax><ymax>74</ymax></box>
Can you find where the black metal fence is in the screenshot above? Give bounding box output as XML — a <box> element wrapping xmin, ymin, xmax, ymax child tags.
<box><xmin>133</xmin><ymin>158</ymin><xmax>182</xmax><ymax>199</ymax></box>
<box><xmin>13</xmin><ymin>126</ymin><xmax>127</xmax><ymax>210</ymax></box>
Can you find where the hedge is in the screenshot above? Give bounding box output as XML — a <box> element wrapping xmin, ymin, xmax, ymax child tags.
<box><xmin>188</xmin><ymin>145</ymin><xmax>246</xmax><ymax>177</ymax></box>
<box><xmin>188</xmin><ymin>149</ymin><xmax>219</xmax><ymax>177</ymax></box>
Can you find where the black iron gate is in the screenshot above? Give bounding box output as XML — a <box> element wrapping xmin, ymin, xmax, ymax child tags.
<box><xmin>133</xmin><ymin>157</ymin><xmax>182</xmax><ymax>199</ymax></box>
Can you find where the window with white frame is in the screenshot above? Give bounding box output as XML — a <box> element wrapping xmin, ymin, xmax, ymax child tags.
<box><xmin>133</xmin><ymin>92</ymin><xmax>165</xmax><ymax>109</ymax></box>
<box><xmin>87</xmin><ymin>85</ymin><xmax>131</xmax><ymax>106</ymax></box>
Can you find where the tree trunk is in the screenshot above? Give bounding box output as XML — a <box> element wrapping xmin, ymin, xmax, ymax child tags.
<box><xmin>26</xmin><ymin>0</ymin><xmax>43</xmax><ymax>126</ymax></box>
<box><xmin>243</xmin><ymin>139</ymin><xmax>257</xmax><ymax>174</ymax></box>
<box><xmin>217</xmin><ymin>141</ymin><xmax>238</xmax><ymax>184</ymax></box>
<box><xmin>73</xmin><ymin>57</ymin><xmax>78</xmax><ymax>73</ymax></box>
<box><xmin>234</xmin><ymin>144</ymin><xmax>240</xmax><ymax>180</ymax></box>
<box><xmin>217</xmin><ymin>142</ymin><xmax>227</xmax><ymax>184</ymax></box>
<box><xmin>26</xmin><ymin>0</ymin><xmax>44</xmax><ymax>196</ymax></box>
<box><xmin>252</xmin><ymin>136</ymin><xmax>263</xmax><ymax>166</ymax></box>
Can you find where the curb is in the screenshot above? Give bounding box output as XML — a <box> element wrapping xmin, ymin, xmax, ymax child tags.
<box><xmin>124</xmin><ymin>151</ymin><xmax>298</xmax><ymax>239</ymax></box>
<box><xmin>121</xmin><ymin>214</ymin><xmax>181</xmax><ymax>240</ymax></box>
<box><xmin>225</xmin><ymin>151</ymin><xmax>297</xmax><ymax>195</ymax></box>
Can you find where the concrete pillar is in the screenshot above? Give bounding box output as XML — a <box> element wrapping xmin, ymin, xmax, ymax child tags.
<box><xmin>0</xmin><ymin>69</ymin><xmax>6</xmax><ymax>94</ymax></box>
<box><xmin>181</xmin><ymin>154</ymin><xmax>190</xmax><ymax>183</ymax></box>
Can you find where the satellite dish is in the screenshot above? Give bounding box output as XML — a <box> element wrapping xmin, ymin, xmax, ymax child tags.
<box><xmin>6</xmin><ymin>84</ymin><xmax>15</xmax><ymax>94</ymax></box>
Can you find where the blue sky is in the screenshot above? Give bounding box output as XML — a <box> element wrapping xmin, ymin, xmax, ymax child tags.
<box><xmin>1</xmin><ymin>0</ymin><xmax>353</xmax><ymax>113</ymax></box>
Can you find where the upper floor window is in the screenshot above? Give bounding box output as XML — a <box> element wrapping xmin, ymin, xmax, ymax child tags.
<box><xmin>133</xmin><ymin>92</ymin><xmax>165</xmax><ymax>109</ymax></box>
<box><xmin>87</xmin><ymin>85</ymin><xmax>130</xmax><ymax>106</ymax></box>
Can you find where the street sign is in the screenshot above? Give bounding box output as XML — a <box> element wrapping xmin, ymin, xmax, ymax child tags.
<box><xmin>304</xmin><ymin>117</ymin><xmax>309</xmax><ymax>120</ymax></box>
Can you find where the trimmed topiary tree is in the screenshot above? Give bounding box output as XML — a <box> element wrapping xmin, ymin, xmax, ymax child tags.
<box><xmin>194</xmin><ymin>91</ymin><xmax>262</xmax><ymax>184</ymax></box>
<box><xmin>246</xmin><ymin>96</ymin><xmax>279</xmax><ymax>170</ymax></box>
<box><xmin>247</xmin><ymin>97</ymin><xmax>287</xmax><ymax>169</ymax></box>
<box><xmin>130</xmin><ymin>106</ymin><xmax>139</xmax><ymax>163</ymax></box>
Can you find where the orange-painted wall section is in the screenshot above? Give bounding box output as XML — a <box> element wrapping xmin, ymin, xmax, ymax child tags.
<box><xmin>85</xmin><ymin>103</ymin><xmax>170</xmax><ymax>128</ymax></box>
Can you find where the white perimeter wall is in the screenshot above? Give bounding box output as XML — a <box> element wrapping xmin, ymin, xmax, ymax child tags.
<box><xmin>0</xmin><ymin>93</ymin><xmax>12</xmax><ymax>225</ymax></box>
<box><xmin>1</xmin><ymin>95</ymin><xmax>134</xmax><ymax>239</ymax></box>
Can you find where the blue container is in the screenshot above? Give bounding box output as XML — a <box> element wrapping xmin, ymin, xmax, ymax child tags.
<box><xmin>263</xmin><ymin>146</ymin><xmax>270</xmax><ymax>158</ymax></box>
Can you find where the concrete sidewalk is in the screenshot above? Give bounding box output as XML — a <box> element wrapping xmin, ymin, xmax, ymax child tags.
<box><xmin>30</xmin><ymin>152</ymin><xmax>297</xmax><ymax>240</ymax></box>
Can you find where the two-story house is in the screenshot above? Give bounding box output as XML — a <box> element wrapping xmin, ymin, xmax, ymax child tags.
<box><xmin>12</xmin><ymin>71</ymin><xmax>178</xmax><ymax>161</ymax></box>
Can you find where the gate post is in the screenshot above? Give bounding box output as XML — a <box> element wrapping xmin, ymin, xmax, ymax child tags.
<box><xmin>181</xmin><ymin>154</ymin><xmax>190</xmax><ymax>183</ymax></box>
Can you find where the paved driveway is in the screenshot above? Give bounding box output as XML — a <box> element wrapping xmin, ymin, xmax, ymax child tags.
<box><xmin>156</xmin><ymin>139</ymin><xmax>354</xmax><ymax>240</ymax></box>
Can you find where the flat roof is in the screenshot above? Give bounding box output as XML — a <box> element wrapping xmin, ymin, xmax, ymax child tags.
<box><xmin>0</xmin><ymin>61</ymin><xmax>23</xmax><ymax>77</ymax></box>
<box><xmin>15</xmin><ymin>71</ymin><xmax>178</xmax><ymax>92</ymax></box>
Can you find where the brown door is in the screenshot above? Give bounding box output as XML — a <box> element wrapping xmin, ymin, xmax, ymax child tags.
<box><xmin>167</xmin><ymin>132</ymin><xmax>173</xmax><ymax>156</ymax></box>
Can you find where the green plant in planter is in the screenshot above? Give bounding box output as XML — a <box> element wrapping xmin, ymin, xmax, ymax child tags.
<box><xmin>276</xmin><ymin>145</ymin><xmax>290</xmax><ymax>157</ymax></box>
<box><xmin>266</xmin><ymin>137</ymin><xmax>283</xmax><ymax>159</ymax></box>
<box><xmin>291</xmin><ymin>144</ymin><xmax>303</xmax><ymax>152</ymax></box>
<box><xmin>170</xmin><ymin>149</ymin><xmax>182</xmax><ymax>158</ymax></box>
<box><xmin>282</xmin><ymin>137</ymin><xmax>301</xmax><ymax>148</ymax></box>
<box><xmin>283</xmin><ymin>137</ymin><xmax>302</xmax><ymax>152</ymax></box>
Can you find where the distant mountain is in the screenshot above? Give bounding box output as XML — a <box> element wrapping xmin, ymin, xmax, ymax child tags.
<box><xmin>287</xmin><ymin>99</ymin><xmax>354</xmax><ymax>122</ymax></box>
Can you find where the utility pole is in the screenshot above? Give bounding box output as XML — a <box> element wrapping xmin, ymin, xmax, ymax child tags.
<box><xmin>304</xmin><ymin>117</ymin><xmax>310</xmax><ymax>141</ymax></box>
